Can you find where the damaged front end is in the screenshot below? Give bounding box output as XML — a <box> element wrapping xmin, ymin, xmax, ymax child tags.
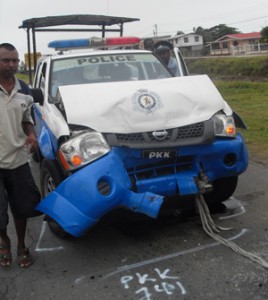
<box><xmin>36</xmin><ymin>150</ymin><xmax>164</xmax><ymax>237</ymax></box>
<box><xmin>36</xmin><ymin>131</ymin><xmax>248</xmax><ymax>237</ymax></box>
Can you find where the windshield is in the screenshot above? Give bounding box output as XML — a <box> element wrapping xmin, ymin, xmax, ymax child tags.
<box><xmin>49</xmin><ymin>53</ymin><xmax>173</xmax><ymax>98</ymax></box>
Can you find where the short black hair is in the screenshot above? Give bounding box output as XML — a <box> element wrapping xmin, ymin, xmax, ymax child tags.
<box><xmin>144</xmin><ymin>38</ymin><xmax>154</xmax><ymax>43</ymax></box>
<box><xmin>0</xmin><ymin>43</ymin><xmax>16</xmax><ymax>51</ymax></box>
<box><xmin>144</xmin><ymin>38</ymin><xmax>154</xmax><ymax>46</ymax></box>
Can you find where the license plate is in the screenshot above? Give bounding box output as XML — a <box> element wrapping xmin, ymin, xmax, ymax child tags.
<box><xmin>142</xmin><ymin>150</ymin><xmax>177</xmax><ymax>159</ymax></box>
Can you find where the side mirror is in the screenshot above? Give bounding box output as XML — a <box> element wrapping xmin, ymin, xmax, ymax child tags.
<box><xmin>233</xmin><ymin>111</ymin><xmax>247</xmax><ymax>129</ymax></box>
<box><xmin>31</xmin><ymin>88</ymin><xmax>44</xmax><ymax>105</ymax></box>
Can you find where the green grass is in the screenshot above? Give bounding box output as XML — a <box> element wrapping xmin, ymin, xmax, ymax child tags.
<box><xmin>17</xmin><ymin>73</ymin><xmax>30</xmax><ymax>83</ymax></box>
<box><xmin>187</xmin><ymin>55</ymin><xmax>268</xmax><ymax>161</ymax></box>
<box><xmin>214</xmin><ymin>80</ymin><xmax>268</xmax><ymax>161</ymax></box>
<box><xmin>186</xmin><ymin>55</ymin><xmax>268</xmax><ymax>79</ymax></box>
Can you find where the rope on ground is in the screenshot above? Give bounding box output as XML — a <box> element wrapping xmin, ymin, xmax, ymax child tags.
<box><xmin>195</xmin><ymin>194</ymin><xmax>268</xmax><ymax>269</ymax></box>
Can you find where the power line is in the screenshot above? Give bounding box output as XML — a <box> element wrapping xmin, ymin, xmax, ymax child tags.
<box><xmin>228</xmin><ymin>15</ymin><xmax>268</xmax><ymax>26</ymax></box>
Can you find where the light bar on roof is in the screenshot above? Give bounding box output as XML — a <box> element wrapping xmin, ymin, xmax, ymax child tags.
<box><xmin>48</xmin><ymin>37</ymin><xmax>141</xmax><ymax>50</ymax></box>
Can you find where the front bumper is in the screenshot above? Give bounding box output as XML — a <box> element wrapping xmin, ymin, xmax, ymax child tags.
<box><xmin>36</xmin><ymin>134</ymin><xmax>248</xmax><ymax>237</ymax></box>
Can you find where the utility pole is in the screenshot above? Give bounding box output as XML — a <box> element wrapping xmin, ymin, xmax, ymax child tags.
<box><xmin>153</xmin><ymin>24</ymin><xmax>158</xmax><ymax>37</ymax></box>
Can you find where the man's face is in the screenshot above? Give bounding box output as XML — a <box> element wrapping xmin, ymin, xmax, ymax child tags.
<box><xmin>157</xmin><ymin>50</ymin><xmax>170</xmax><ymax>65</ymax></box>
<box><xmin>144</xmin><ymin>41</ymin><xmax>154</xmax><ymax>51</ymax></box>
<box><xmin>0</xmin><ymin>48</ymin><xmax>19</xmax><ymax>78</ymax></box>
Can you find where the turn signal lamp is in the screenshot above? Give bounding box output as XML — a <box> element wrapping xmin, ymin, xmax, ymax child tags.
<box><xmin>226</xmin><ymin>125</ymin><xmax>236</xmax><ymax>136</ymax></box>
<box><xmin>48</xmin><ymin>37</ymin><xmax>141</xmax><ymax>50</ymax></box>
<box><xmin>213</xmin><ymin>113</ymin><xmax>236</xmax><ymax>137</ymax></box>
<box><xmin>71</xmin><ymin>155</ymin><xmax>83</xmax><ymax>166</ymax></box>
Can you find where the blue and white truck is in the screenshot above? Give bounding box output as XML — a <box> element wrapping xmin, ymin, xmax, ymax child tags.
<box><xmin>31</xmin><ymin>37</ymin><xmax>248</xmax><ymax>237</ymax></box>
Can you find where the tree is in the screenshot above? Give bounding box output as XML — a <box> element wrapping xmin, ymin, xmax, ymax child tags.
<box><xmin>176</xmin><ymin>30</ymin><xmax>184</xmax><ymax>35</ymax></box>
<box><xmin>260</xmin><ymin>26</ymin><xmax>268</xmax><ymax>43</ymax></box>
<box><xmin>194</xmin><ymin>24</ymin><xmax>240</xmax><ymax>43</ymax></box>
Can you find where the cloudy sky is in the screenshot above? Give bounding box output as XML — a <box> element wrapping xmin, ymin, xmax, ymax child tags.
<box><xmin>1</xmin><ymin>0</ymin><xmax>268</xmax><ymax>59</ymax></box>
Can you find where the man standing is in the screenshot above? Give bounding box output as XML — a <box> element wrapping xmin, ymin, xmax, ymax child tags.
<box><xmin>0</xmin><ymin>43</ymin><xmax>41</xmax><ymax>268</ymax></box>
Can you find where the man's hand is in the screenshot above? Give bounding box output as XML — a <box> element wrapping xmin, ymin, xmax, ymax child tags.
<box><xmin>22</xmin><ymin>122</ymin><xmax>38</xmax><ymax>153</ymax></box>
<box><xmin>25</xmin><ymin>134</ymin><xmax>38</xmax><ymax>153</ymax></box>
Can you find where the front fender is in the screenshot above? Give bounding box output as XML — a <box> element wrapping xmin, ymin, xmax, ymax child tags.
<box><xmin>38</xmin><ymin>126</ymin><xmax>55</xmax><ymax>160</ymax></box>
<box><xmin>36</xmin><ymin>151</ymin><xmax>164</xmax><ymax>237</ymax></box>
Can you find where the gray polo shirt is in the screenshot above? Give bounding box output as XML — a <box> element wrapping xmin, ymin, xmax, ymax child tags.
<box><xmin>0</xmin><ymin>77</ymin><xmax>34</xmax><ymax>169</ymax></box>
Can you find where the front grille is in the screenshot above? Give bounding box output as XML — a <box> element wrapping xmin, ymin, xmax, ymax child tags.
<box><xmin>127</xmin><ymin>156</ymin><xmax>193</xmax><ymax>188</ymax></box>
<box><xmin>116</xmin><ymin>132</ymin><xmax>145</xmax><ymax>142</ymax></box>
<box><xmin>104</xmin><ymin>121</ymin><xmax>214</xmax><ymax>148</ymax></box>
<box><xmin>176</xmin><ymin>123</ymin><xmax>204</xmax><ymax>139</ymax></box>
<box><xmin>117</xmin><ymin>123</ymin><xmax>203</xmax><ymax>143</ymax></box>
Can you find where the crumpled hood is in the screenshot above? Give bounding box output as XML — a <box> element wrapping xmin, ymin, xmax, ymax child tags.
<box><xmin>58</xmin><ymin>75</ymin><xmax>229</xmax><ymax>133</ymax></box>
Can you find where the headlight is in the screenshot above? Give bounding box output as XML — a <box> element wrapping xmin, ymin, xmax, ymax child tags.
<box><xmin>58</xmin><ymin>132</ymin><xmax>110</xmax><ymax>170</ymax></box>
<box><xmin>212</xmin><ymin>113</ymin><xmax>236</xmax><ymax>137</ymax></box>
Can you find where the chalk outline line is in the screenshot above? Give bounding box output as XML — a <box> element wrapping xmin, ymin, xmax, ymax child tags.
<box><xmin>74</xmin><ymin>228</ymin><xmax>248</xmax><ymax>282</ymax></box>
<box><xmin>35</xmin><ymin>221</ymin><xmax>64</xmax><ymax>252</ymax></box>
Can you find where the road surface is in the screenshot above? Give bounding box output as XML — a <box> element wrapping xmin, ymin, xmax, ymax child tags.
<box><xmin>1</xmin><ymin>158</ymin><xmax>268</xmax><ymax>300</ymax></box>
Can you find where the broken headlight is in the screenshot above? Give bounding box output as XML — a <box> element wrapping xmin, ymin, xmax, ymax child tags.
<box><xmin>58</xmin><ymin>132</ymin><xmax>110</xmax><ymax>170</ymax></box>
<box><xmin>212</xmin><ymin>113</ymin><xmax>236</xmax><ymax>137</ymax></box>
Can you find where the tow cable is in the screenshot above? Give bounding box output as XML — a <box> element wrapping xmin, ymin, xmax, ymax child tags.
<box><xmin>195</xmin><ymin>193</ymin><xmax>268</xmax><ymax>269</ymax></box>
<box><xmin>194</xmin><ymin>168</ymin><xmax>268</xmax><ymax>270</ymax></box>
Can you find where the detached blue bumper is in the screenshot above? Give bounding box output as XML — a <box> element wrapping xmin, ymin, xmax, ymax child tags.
<box><xmin>36</xmin><ymin>152</ymin><xmax>164</xmax><ymax>237</ymax></box>
<box><xmin>36</xmin><ymin>134</ymin><xmax>248</xmax><ymax>237</ymax></box>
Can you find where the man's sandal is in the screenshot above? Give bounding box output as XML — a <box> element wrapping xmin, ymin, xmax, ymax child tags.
<box><xmin>0</xmin><ymin>244</ymin><xmax>12</xmax><ymax>267</ymax></box>
<box><xmin>17</xmin><ymin>247</ymin><xmax>33</xmax><ymax>268</ymax></box>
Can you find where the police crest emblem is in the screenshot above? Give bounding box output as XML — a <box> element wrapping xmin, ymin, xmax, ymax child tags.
<box><xmin>132</xmin><ymin>89</ymin><xmax>162</xmax><ymax>114</ymax></box>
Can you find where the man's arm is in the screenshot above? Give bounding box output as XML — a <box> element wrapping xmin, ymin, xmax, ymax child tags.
<box><xmin>22</xmin><ymin>121</ymin><xmax>38</xmax><ymax>153</ymax></box>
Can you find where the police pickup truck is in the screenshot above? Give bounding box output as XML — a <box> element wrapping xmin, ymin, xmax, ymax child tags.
<box><xmin>31</xmin><ymin>37</ymin><xmax>248</xmax><ymax>237</ymax></box>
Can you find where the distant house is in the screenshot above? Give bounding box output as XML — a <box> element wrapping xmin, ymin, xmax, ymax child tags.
<box><xmin>142</xmin><ymin>33</ymin><xmax>204</xmax><ymax>56</ymax></box>
<box><xmin>208</xmin><ymin>32</ymin><xmax>261</xmax><ymax>55</ymax></box>
<box><xmin>168</xmin><ymin>33</ymin><xmax>204</xmax><ymax>56</ymax></box>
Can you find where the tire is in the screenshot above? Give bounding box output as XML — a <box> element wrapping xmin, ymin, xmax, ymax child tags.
<box><xmin>40</xmin><ymin>159</ymin><xmax>69</xmax><ymax>238</ymax></box>
<box><xmin>203</xmin><ymin>176</ymin><xmax>238</xmax><ymax>205</ymax></box>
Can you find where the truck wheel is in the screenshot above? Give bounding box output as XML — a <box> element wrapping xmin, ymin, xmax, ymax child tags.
<box><xmin>40</xmin><ymin>159</ymin><xmax>69</xmax><ymax>239</ymax></box>
<box><xmin>203</xmin><ymin>176</ymin><xmax>238</xmax><ymax>205</ymax></box>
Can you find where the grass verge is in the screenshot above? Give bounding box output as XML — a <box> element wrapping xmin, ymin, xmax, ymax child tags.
<box><xmin>186</xmin><ymin>55</ymin><xmax>268</xmax><ymax>79</ymax></box>
<box><xmin>214</xmin><ymin>80</ymin><xmax>268</xmax><ymax>162</ymax></box>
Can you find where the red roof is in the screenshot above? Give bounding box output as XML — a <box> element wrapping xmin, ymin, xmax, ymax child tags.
<box><xmin>216</xmin><ymin>32</ymin><xmax>261</xmax><ymax>42</ymax></box>
<box><xmin>227</xmin><ymin>32</ymin><xmax>261</xmax><ymax>39</ymax></box>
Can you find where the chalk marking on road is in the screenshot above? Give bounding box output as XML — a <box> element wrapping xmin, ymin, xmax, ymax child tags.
<box><xmin>176</xmin><ymin>281</ymin><xmax>187</xmax><ymax>295</ymax></box>
<box><xmin>219</xmin><ymin>206</ymin><xmax>246</xmax><ymax>220</ymax></box>
<box><xmin>74</xmin><ymin>229</ymin><xmax>248</xmax><ymax>285</ymax></box>
<box><xmin>35</xmin><ymin>221</ymin><xmax>64</xmax><ymax>252</ymax></box>
<box><xmin>101</xmin><ymin>228</ymin><xmax>248</xmax><ymax>279</ymax></box>
<box><xmin>74</xmin><ymin>276</ymin><xmax>86</xmax><ymax>285</ymax></box>
<box><xmin>121</xmin><ymin>268</ymin><xmax>187</xmax><ymax>296</ymax></box>
<box><xmin>220</xmin><ymin>197</ymin><xmax>246</xmax><ymax>220</ymax></box>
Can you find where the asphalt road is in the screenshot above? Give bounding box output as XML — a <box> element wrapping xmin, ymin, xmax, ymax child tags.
<box><xmin>1</xmin><ymin>158</ymin><xmax>268</xmax><ymax>300</ymax></box>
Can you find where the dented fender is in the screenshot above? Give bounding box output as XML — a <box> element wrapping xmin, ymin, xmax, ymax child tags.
<box><xmin>36</xmin><ymin>151</ymin><xmax>164</xmax><ymax>237</ymax></box>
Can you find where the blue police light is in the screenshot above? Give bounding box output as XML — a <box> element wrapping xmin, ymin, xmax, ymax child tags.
<box><xmin>48</xmin><ymin>39</ymin><xmax>90</xmax><ymax>49</ymax></box>
<box><xmin>48</xmin><ymin>37</ymin><xmax>141</xmax><ymax>50</ymax></box>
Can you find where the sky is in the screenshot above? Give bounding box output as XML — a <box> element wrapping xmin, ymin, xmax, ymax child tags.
<box><xmin>1</xmin><ymin>0</ymin><xmax>268</xmax><ymax>60</ymax></box>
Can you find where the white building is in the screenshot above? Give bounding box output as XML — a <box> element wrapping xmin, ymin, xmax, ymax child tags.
<box><xmin>169</xmin><ymin>33</ymin><xmax>203</xmax><ymax>48</ymax></box>
<box><xmin>142</xmin><ymin>33</ymin><xmax>204</xmax><ymax>56</ymax></box>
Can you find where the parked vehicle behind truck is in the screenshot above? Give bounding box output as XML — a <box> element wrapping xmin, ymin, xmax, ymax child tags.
<box><xmin>31</xmin><ymin>37</ymin><xmax>248</xmax><ymax>237</ymax></box>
